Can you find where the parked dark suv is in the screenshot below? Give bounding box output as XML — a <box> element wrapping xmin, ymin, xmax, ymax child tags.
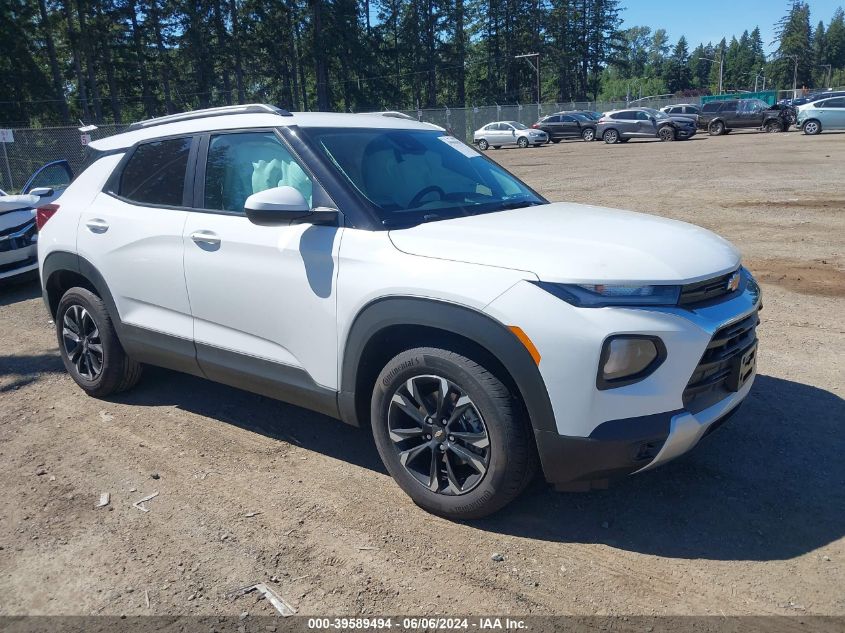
<box><xmin>699</xmin><ymin>99</ymin><xmax>794</xmax><ymax>135</ymax></box>
<box><xmin>532</xmin><ymin>112</ymin><xmax>598</xmax><ymax>142</ymax></box>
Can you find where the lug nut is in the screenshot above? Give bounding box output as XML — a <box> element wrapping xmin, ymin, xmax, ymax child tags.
<box><xmin>448</xmin><ymin>435</ymin><xmax>455</xmax><ymax>442</ymax></box>
<box><xmin>439</xmin><ymin>444</ymin><xmax>447</xmax><ymax>451</ymax></box>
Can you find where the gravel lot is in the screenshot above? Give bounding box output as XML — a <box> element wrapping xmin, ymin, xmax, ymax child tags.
<box><xmin>1</xmin><ymin>130</ymin><xmax>843</xmax><ymax>618</ymax></box>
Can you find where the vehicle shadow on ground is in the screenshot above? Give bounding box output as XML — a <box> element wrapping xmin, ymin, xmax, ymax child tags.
<box><xmin>476</xmin><ymin>374</ymin><xmax>845</xmax><ymax>562</ymax></box>
<box><xmin>114</xmin><ymin>366</ymin><xmax>388</xmax><ymax>475</ymax></box>
<box><xmin>116</xmin><ymin>368</ymin><xmax>843</xmax><ymax>562</ymax></box>
<box><xmin>0</xmin><ymin>351</ymin><xmax>65</xmax><ymax>392</ymax></box>
<box><xmin>0</xmin><ymin>278</ymin><xmax>41</xmax><ymax>307</ymax></box>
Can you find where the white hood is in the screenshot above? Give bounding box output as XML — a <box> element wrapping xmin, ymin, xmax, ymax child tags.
<box><xmin>388</xmin><ymin>202</ymin><xmax>740</xmax><ymax>284</ymax></box>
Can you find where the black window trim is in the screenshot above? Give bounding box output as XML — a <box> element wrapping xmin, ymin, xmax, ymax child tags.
<box><xmin>104</xmin><ymin>132</ymin><xmax>199</xmax><ymax>211</ymax></box>
<box><xmin>190</xmin><ymin>126</ymin><xmax>339</xmax><ymax>219</ymax></box>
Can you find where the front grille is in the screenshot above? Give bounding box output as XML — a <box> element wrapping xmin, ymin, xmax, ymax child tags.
<box><xmin>683</xmin><ymin>311</ymin><xmax>759</xmax><ymax>412</ymax></box>
<box><xmin>679</xmin><ymin>269</ymin><xmax>739</xmax><ymax>307</ymax></box>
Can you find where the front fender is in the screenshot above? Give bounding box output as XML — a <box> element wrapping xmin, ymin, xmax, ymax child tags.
<box><xmin>338</xmin><ymin>296</ymin><xmax>557</xmax><ymax>435</ymax></box>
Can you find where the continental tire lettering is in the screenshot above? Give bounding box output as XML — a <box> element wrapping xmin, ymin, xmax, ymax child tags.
<box><xmin>382</xmin><ymin>357</ymin><xmax>421</xmax><ymax>386</ymax></box>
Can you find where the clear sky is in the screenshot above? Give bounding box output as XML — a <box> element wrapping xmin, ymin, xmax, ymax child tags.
<box><xmin>619</xmin><ymin>1</ymin><xmax>844</xmax><ymax>51</ymax></box>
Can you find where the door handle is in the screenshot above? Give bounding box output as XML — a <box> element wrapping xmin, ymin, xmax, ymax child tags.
<box><xmin>85</xmin><ymin>219</ymin><xmax>109</xmax><ymax>234</ymax></box>
<box><xmin>190</xmin><ymin>231</ymin><xmax>221</xmax><ymax>247</ymax></box>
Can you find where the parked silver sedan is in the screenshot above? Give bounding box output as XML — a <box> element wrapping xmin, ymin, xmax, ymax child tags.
<box><xmin>473</xmin><ymin>121</ymin><xmax>548</xmax><ymax>149</ymax></box>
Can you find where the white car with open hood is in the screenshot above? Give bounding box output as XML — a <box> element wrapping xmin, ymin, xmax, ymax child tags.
<box><xmin>38</xmin><ymin>104</ymin><xmax>760</xmax><ymax>519</ymax></box>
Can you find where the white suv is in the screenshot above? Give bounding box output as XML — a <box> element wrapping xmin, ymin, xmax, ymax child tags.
<box><xmin>38</xmin><ymin>104</ymin><xmax>761</xmax><ymax>519</ymax></box>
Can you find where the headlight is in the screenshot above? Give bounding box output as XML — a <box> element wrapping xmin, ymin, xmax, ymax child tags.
<box><xmin>531</xmin><ymin>281</ymin><xmax>681</xmax><ymax>307</ymax></box>
<box><xmin>598</xmin><ymin>336</ymin><xmax>666</xmax><ymax>389</ymax></box>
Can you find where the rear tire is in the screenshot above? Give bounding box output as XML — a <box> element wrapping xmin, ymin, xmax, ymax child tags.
<box><xmin>803</xmin><ymin>119</ymin><xmax>822</xmax><ymax>135</ymax></box>
<box><xmin>603</xmin><ymin>129</ymin><xmax>620</xmax><ymax>144</ymax></box>
<box><xmin>56</xmin><ymin>287</ymin><xmax>142</xmax><ymax>397</ymax></box>
<box><xmin>493</xmin><ymin>145</ymin><xmax>501</xmax><ymax>149</ymax></box>
<box><xmin>709</xmin><ymin>120</ymin><xmax>726</xmax><ymax>136</ymax></box>
<box><xmin>551</xmin><ymin>139</ymin><xmax>561</xmax><ymax>144</ymax></box>
<box><xmin>477</xmin><ymin>139</ymin><xmax>489</xmax><ymax>150</ymax></box>
<box><xmin>371</xmin><ymin>347</ymin><xmax>536</xmax><ymax>520</ymax></box>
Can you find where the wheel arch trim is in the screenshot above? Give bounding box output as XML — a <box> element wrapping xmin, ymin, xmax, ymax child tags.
<box><xmin>42</xmin><ymin>251</ymin><xmax>120</xmax><ymax>323</ymax></box>
<box><xmin>338</xmin><ymin>296</ymin><xmax>557</xmax><ymax>435</ymax></box>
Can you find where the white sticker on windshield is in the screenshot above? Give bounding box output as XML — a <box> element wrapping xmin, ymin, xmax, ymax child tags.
<box><xmin>438</xmin><ymin>135</ymin><xmax>481</xmax><ymax>158</ymax></box>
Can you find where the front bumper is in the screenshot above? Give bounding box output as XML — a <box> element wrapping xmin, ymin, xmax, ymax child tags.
<box><xmin>484</xmin><ymin>274</ymin><xmax>761</xmax><ymax>488</ymax></box>
<box><xmin>676</xmin><ymin>127</ymin><xmax>697</xmax><ymax>139</ymax></box>
<box><xmin>0</xmin><ymin>220</ymin><xmax>38</xmax><ymax>280</ymax></box>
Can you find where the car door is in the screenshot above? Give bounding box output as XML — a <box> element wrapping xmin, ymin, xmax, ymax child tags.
<box><xmin>635</xmin><ymin>110</ymin><xmax>656</xmax><ymax>136</ymax></box>
<box><xmin>719</xmin><ymin>101</ymin><xmax>740</xmax><ymax>127</ymax></box>
<box><xmin>501</xmin><ymin>123</ymin><xmax>519</xmax><ymax>146</ymax></box>
<box><xmin>23</xmin><ymin>160</ymin><xmax>73</xmax><ymax>200</ymax></box>
<box><xmin>819</xmin><ymin>97</ymin><xmax>845</xmax><ymax>128</ymax></box>
<box><xmin>558</xmin><ymin>115</ymin><xmax>580</xmax><ymax>138</ymax></box>
<box><xmin>77</xmin><ymin>136</ymin><xmax>197</xmax><ymax>369</ymax></box>
<box><xmin>182</xmin><ymin>129</ymin><xmax>342</xmax><ymax>396</ymax></box>
<box><xmin>539</xmin><ymin>115</ymin><xmax>561</xmax><ymax>139</ymax></box>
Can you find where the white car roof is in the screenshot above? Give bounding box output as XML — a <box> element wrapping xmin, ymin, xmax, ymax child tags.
<box><xmin>90</xmin><ymin>105</ymin><xmax>442</xmax><ymax>152</ymax></box>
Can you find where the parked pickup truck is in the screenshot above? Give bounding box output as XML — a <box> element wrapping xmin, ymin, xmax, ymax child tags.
<box><xmin>698</xmin><ymin>99</ymin><xmax>794</xmax><ymax>135</ymax></box>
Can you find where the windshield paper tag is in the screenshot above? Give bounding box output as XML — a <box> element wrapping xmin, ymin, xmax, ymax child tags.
<box><xmin>438</xmin><ymin>135</ymin><xmax>480</xmax><ymax>158</ymax></box>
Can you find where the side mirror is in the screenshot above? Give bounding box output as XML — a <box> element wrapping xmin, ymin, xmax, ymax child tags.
<box><xmin>29</xmin><ymin>187</ymin><xmax>55</xmax><ymax>197</ymax></box>
<box><xmin>244</xmin><ymin>186</ymin><xmax>313</xmax><ymax>226</ymax></box>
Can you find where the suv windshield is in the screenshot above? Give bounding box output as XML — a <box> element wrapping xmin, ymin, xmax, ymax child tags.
<box><xmin>303</xmin><ymin>128</ymin><xmax>546</xmax><ymax>227</ymax></box>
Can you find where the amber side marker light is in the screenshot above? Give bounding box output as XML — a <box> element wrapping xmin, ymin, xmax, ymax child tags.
<box><xmin>508</xmin><ymin>326</ymin><xmax>541</xmax><ymax>365</ymax></box>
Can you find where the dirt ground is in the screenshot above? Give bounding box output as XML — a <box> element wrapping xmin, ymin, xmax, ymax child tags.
<box><xmin>1</xmin><ymin>129</ymin><xmax>843</xmax><ymax>618</ymax></box>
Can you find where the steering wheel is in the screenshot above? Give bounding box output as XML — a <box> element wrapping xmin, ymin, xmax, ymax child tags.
<box><xmin>408</xmin><ymin>185</ymin><xmax>446</xmax><ymax>209</ymax></box>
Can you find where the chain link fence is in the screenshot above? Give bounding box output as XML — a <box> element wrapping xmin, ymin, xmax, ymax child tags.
<box><xmin>0</xmin><ymin>96</ymin><xmax>705</xmax><ymax>191</ymax></box>
<box><xmin>0</xmin><ymin>124</ymin><xmax>127</xmax><ymax>192</ymax></box>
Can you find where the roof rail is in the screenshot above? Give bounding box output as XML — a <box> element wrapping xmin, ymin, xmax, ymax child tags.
<box><xmin>127</xmin><ymin>104</ymin><xmax>293</xmax><ymax>131</ymax></box>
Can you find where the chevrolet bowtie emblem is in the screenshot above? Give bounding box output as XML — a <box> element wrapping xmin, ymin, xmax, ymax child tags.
<box><xmin>727</xmin><ymin>272</ymin><xmax>741</xmax><ymax>292</ymax></box>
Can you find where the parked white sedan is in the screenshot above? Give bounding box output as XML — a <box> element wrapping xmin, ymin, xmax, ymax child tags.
<box><xmin>473</xmin><ymin>121</ymin><xmax>548</xmax><ymax>150</ymax></box>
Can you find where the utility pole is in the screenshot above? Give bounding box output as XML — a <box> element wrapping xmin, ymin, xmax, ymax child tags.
<box><xmin>515</xmin><ymin>53</ymin><xmax>540</xmax><ymax>122</ymax></box>
<box><xmin>699</xmin><ymin>55</ymin><xmax>723</xmax><ymax>94</ymax></box>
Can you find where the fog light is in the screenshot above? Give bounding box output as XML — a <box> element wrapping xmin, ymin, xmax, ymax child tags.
<box><xmin>598</xmin><ymin>336</ymin><xmax>665</xmax><ymax>389</ymax></box>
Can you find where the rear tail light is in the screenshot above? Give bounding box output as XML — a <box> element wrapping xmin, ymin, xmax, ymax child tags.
<box><xmin>36</xmin><ymin>203</ymin><xmax>60</xmax><ymax>231</ymax></box>
<box><xmin>531</xmin><ymin>123</ymin><xmax>539</xmax><ymax>128</ymax></box>
<box><xmin>598</xmin><ymin>117</ymin><xmax>608</xmax><ymax>123</ymax></box>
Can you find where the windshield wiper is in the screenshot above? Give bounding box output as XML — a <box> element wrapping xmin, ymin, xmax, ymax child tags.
<box><xmin>496</xmin><ymin>199</ymin><xmax>544</xmax><ymax>212</ymax></box>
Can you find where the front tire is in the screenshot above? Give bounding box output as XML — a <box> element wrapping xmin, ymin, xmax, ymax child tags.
<box><xmin>658</xmin><ymin>126</ymin><xmax>676</xmax><ymax>141</ymax></box>
<box><xmin>517</xmin><ymin>137</ymin><xmax>529</xmax><ymax>148</ymax></box>
<box><xmin>765</xmin><ymin>120</ymin><xmax>783</xmax><ymax>133</ymax></box>
<box><xmin>803</xmin><ymin>119</ymin><xmax>822</xmax><ymax>135</ymax></box>
<box><xmin>56</xmin><ymin>287</ymin><xmax>142</xmax><ymax>397</ymax></box>
<box><xmin>582</xmin><ymin>128</ymin><xmax>595</xmax><ymax>142</ymax></box>
<box><xmin>371</xmin><ymin>348</ymin><xmax>536</xmax><ymax>520</ymax></box>
<box><xmin>477</xmin><ymin>139</ymin><xmax>489</xmax><ymax>151</ymax></box>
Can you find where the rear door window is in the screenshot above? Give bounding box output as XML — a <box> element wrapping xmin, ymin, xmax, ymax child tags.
<box><xmin>701</xmin><ymin>103</ymin><xmax>722</xmax><ymax>113</ymax></box>
<box><xmin>821</xmin><ymin>98</ymin><xmax>845</xmax><ymax>108</ymax></box>
<box><xmin>119</xmin><ymin>137</ymin><xmax>192</xmax><ymax>207</ymax></box>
